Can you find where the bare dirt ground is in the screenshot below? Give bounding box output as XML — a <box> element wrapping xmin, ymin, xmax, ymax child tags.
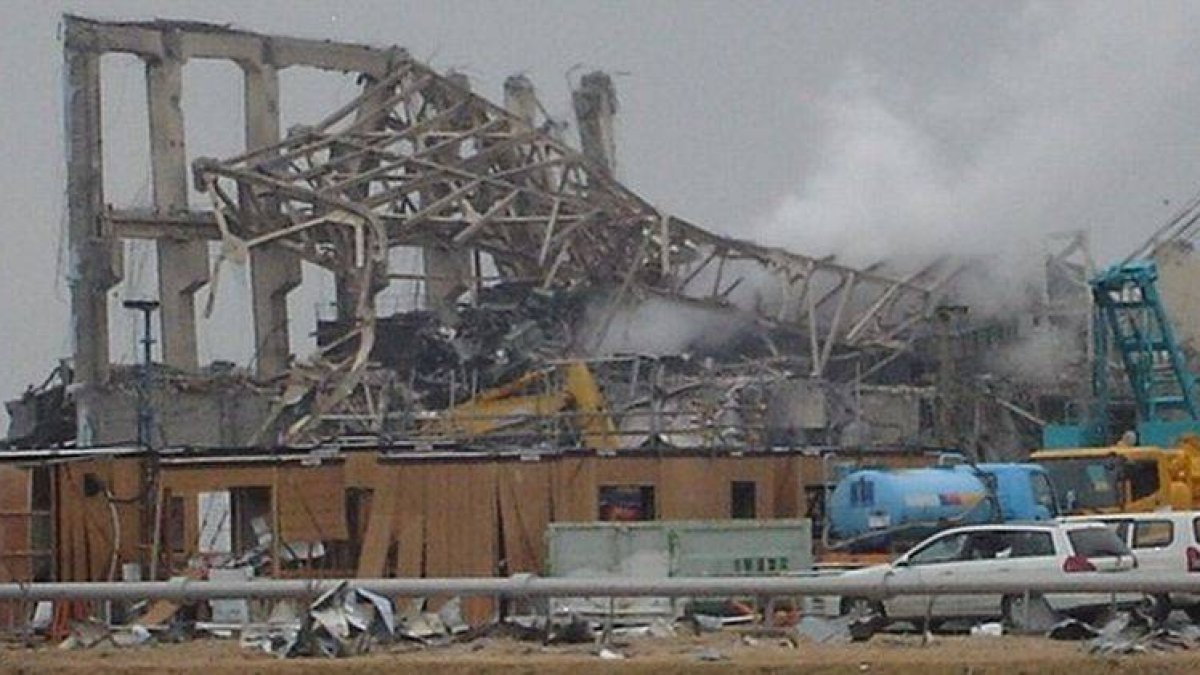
<box><xmin>0</xmin><ymin>632</ymin><xmax>1196</xmax><ymax>675</ymax></box>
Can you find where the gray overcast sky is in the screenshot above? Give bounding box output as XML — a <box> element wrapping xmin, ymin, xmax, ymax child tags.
<box><xmin>3</xmin><ymin>1</ymin><xmax>1200</xmax><ymax>429</ymax></box>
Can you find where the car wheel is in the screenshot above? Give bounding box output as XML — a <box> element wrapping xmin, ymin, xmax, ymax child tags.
<box><xmin>840</xmin><ymin>596</ymin><xmax>886</xmax><ymax>618</ymax></box>
<box><xmin>1139</xmin><ymin>594</ymin><xmax>1171</xmax><ymax>624</ymax></box>
<box><xmin>1001</xmin><ymin>593</ymin><xmax>1045</xmax><ymax>631</ymax></box>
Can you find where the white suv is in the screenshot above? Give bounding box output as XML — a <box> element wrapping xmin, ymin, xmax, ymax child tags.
<box><xmin>1065</xmin><ymin>511</ymin><xmax>1200</xmax><ymax>620</ymax></box>
<box><xmin>840</xmin><ymin>522</ymin><xmax>1136</xmax><ymax>626</ymax></box>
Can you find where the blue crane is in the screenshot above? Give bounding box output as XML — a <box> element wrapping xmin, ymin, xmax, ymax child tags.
<box><xmin>1044</xmin><ymin>193</ymin><xmax>1200</xmax><ymax>449</ymax></box>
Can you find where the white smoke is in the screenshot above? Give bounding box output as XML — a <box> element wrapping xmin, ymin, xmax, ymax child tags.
<box><xmin>988</xmin><ymin>323</ymin><xmax>1083</xmax><ymax>387</ymax></box>
<box><xmin>582</xmin><ymin>297</ymin><xmax>750</xmax><ymax>357</ymax></box>
<box><xmin>755</xmin><ymin>4</ymin><xmax>1200</xmax><ymax>283</ymax></box>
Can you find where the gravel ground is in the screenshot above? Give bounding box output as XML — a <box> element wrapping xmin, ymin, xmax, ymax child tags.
<box><xmin>0</xmin><ymin>632</ymin><xmax>1196</xmax><ymax>674</ymax></box>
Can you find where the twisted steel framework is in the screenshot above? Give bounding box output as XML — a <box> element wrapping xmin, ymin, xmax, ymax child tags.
<box><xmin>192</xmin><ymin>52</ymin><xmax>958</xmax><ymax>442</ymax></box>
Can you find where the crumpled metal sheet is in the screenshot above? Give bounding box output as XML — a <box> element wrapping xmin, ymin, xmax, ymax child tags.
<box><xmin>59</xmin><ymin>619</ymin><xmax>112</xmax><ymax>650</ymax></box>
<box><xmin>794</xmin><ymin>612</ymin><xmax>884</xmax><ymax>644</ymax></box>
<box><xmin>246</xmin><ymin>581</ymin><xmax>396</xmax><ymax>658</ymax></box>
<box><xmin>395</xmin><ymin>596</ymin><xmax>473</xmax><ymax>644</ymax></box>
<box><xmin>1046</xmin><ymin>609</ymin><xmax>1200</xmax><ymax>654</ymax></box>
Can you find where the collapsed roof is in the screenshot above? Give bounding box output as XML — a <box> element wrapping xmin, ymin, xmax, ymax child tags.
<box><xmin>192</xmin><ymin>54</ymin><xmax>957</xmax><ymax>444</ymax></box>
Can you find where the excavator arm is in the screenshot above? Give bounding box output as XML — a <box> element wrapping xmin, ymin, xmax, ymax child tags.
<box><xmin>421</xmin><ymin>361</ymin><xmax>619</xmax><ymax>450</ymax></box>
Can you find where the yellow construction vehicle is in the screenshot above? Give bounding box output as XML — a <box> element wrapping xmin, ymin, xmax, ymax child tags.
<box><xmin>420</xmin><ymin>361</ymin><xmax>619</xmax><ymax>450</ymax></box>
<box><xmin>1033</xmin><ymin>439</ymin><xmax>1200</xmax><ymax>513</ymax></box>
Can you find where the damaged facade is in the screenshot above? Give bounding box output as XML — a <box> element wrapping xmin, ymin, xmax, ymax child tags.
<box><xmin>0</xmin><ymin>15</ymin><xmax>1149</xmax><ymax>629</ymax></box>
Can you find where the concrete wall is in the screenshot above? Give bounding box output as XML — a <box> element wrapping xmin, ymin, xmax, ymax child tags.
<box><xmin>1155</xmin><ymin>241</ymin><xmax>1200</xmax><ymax>369</ymax></box>
<box><xmin>765</xmin><ymin>380</ymin><xmax>828</xmax><ymax>444</ymax></box>
<box><xmin>851</xmin><ymin>387</ymin><xmax>927</xmax><ymax>447</ymax></box>
<box><xmin>75</xmin><ymin>383</ymin><xmax>273</xmax><ymax>447</ymax></box>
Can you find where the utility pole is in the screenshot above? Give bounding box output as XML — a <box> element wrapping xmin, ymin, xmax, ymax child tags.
<box><xmin>123</xmin><ymin>299</ymin><xmax>160</xmax><ymax>580</ymax></box>
<box><xmin>935</xmin><ymin>305</ymin><xmax>969</xmax><ymax>456</ymax></box>
<box><xmin>123</xmin><ymin>299</ymin><xmax>160</xmax><ymax>448</ymax></box>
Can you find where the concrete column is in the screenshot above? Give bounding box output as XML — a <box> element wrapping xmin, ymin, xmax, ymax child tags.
<box><xmin>571</xmin><ymin>71</ymin><xmax>618</xmax><ymax>173</ymax></box>
<box><xmin>329</xmin><ymin>72</ymin><xmax>394</xmax><ymax>323</ymax></box>
<box><xmin>244</xmin><ymin>62</ymin><xmax>301</xmax><ymax>378</ymax></box>
<box><xmin>423</xmin><ymin>248</ymin><xmax>472</xmax><ymax>313</ymax></box>
<box><xmin>148</xmin><ymin>41</ymin><xmax>208</xmax><ymax>372</ymax></box>
<box><xmin>66</xmin><ymin>49</ymin><xmax>123</xmax><ymax>389</ymax></box>
<box><xmin>422</xmin><ymin>72</ymin><xmax>472</xmax><ymax>314</ymax></box>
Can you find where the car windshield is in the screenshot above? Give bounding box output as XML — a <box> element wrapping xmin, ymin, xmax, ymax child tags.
<box><xmin>1068</xmin><ymin>527</ymin><xmax>1132</xmax><ymax>557</ymax></box>
<box><xmin>1042</xmin><ymin>458</ymin><xmax>1121</xmax><ymax>511</ymax></box>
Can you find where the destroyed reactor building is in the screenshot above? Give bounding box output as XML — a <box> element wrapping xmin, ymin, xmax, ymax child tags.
<box><xmin>0</xmin><ymin>16</ymin><xmax>1110</xmax><ymax>625</ymax></box>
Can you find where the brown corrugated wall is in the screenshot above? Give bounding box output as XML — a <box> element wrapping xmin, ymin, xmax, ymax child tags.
<box><xmin>39</xmin><ymin>450</ymin><xmax>935</xmax><ymax>627</ymax></box>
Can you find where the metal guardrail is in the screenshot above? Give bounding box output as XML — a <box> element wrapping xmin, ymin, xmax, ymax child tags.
<box><xmin>1</xmin><ymin>574</ymin><xmax>1199</xmax><ymax>602</ymax></box>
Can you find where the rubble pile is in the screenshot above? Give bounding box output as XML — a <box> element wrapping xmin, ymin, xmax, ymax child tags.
<box><xmin>316</xmin><ymin>282</ymin><xmax>594</xmax><ymax>410</ymax></box>
<box><xmin>242</xmin><ymin>582</ymin><xmax>395</xmax><ymax>657</ymax></box>
<box><xmin>1048</xmin><ymin>610</ymin><xmax>1200</xmax><ymax>654</ymax></box>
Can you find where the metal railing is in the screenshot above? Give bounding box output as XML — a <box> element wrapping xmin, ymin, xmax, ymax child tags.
<box><xmin>1</xmin><ymin>573</ymin><xmax>1198</xmax><ymax>602</ymax></box>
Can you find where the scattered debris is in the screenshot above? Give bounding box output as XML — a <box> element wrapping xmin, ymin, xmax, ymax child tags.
<box><xmin>161</xmin><ymin>615</ymin><xmax>197</xmax><ymax>644</ymax></box>
<box><xmin>4</xmin><ymin>363</ymin><xmax>74</xmax><ymax>448</ymax></box>
<box><xmin>597</xmin><ymin>646</ymin><xmax>626</xmax><ymax>660</ymax></box>
<box><xmin>209</xmin><ymin>567</ymin><xmax>253</xmax><ymax>624</ymax></box>
<box><xmin>794</xmin><ymin>612</ymin><xmax>884</xmax><ymax>644</ymax></box>
<box><xmin>1088</xmin><ymin>611</ymin><xmax>1162</xmax><ymax>655</ymax></box>
<box><xmin>59</xmin><ymin>620</ymin><xmax>110</xmax><ymax>650</ymax></box>
<box><xmin>1047</xmin><ymin>618</ymin><xmax>1101</xmax><ymax>641</ymax></box>
<box><xmin>481</xmin><ymin>615</ymin><xmax>549</xmax><ymax>643</ymax></box>
<box><xmin>241</xmin><ymin>625</ymin><xmax>299</xmax><ymax>656</ymax></box>
<box><xmin>795</xmin><ymin>616</ymin><xmax>849</xmax><ymax>644</ymax></box>
<box><xmin>969</xmin><ymin>622</ymin><xmax>1003</xmax><ymax>638</ymax></box>
<box><xmin>609</xmin><ymin>617</ymin><xmax>678</xmax><ymax>639</ymax></box>
<box><xmin>547</xmin><ymin>615</ymin><xmax>594</xmax><ymax>644</ymax></box>
<box><xmin>31</xmin><ymin>602</ymin><xmax>53</xmax><ymax>631</ymax></box>
<box><xmin>685</xmin><ymin>614</ymin><xmax>725</xmax><ymax>634</ymax></box>
<box><xmin>57</xmin><ymin>619</ymin><xmax>154</xmax><ymax>650</ymax></box>
<box><xmin>647</xmin><ymin>617</ymin><xmax>677</xmax><ymax>639</ymax></box>
<box><xmin>110</xmin><ymin>624</ymin><xmax>152</xmax><ymax>648</ymax></box>
<box><xmin>397</xmin><ymin>598</ymin><xmax>449</xmax><ymax>645</ymax></box>
<box><xmin>245</xmin><ymin>581</ymin><xmax>394</xmax><ymax>658</ymax></box>
<box><xmin>140</xmin><ymin>598</ymin><xmax>183</xmax><ymax>627</ymax></box>
<box><xmin>265</xmin><ymin>600</ymin><xmax>300</xmax><ymax>626</ymax></box>
<box><xmin>437</xmin><ymin>596</ymin><xmax>470</xmax><ymax>636</ymax></box>
<box><xmin>694</xmin><ymin>647</ymin><xmax>728</xmax><ymax>661</ymax></box>
<box><xmin>1045</xmin><ymin>610</ymin><xmax>1200</xmax><ymax>654</ymax></box>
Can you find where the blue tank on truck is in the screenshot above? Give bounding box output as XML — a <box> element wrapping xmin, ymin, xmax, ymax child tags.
<box><xmin>827</xmin><ymin>463</ymin><xmax>1058</xmax><ymax>550</ymax></box>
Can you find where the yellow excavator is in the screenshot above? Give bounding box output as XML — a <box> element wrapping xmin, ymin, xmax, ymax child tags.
<box><xmin>420</xmin><ymin>361</ymin><xmax>620</xmax><ymax>450</ymax></box>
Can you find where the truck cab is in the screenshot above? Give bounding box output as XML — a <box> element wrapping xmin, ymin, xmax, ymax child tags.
<box><xmin>1033</xmin><ymin>441</ymin><xmax>1200</xmax><ymax>514</ymax></box>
